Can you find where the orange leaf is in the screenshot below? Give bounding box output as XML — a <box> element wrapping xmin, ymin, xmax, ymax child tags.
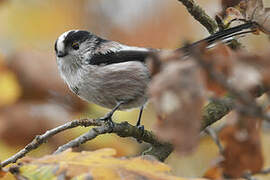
<box><xmin>203</xmin><ymin>166</ymin><xmax>224</xmax><ymax>180</ymax></box>
<box><xmin>241</xmin><ymin>0</ymin><xmax>270</xmax><ymax>34</ymax></box>
<box><xmin>219</xmin><ymin>115</ymin><xmax>263</xmax><ymax>178</ymax></box>
<box><xmin>11</xmin><ymin>148</ymin><xmax>206</xmax><ymax>180</ymax></box>
<box><xmin>149</xmin><ymin>60</ymin><xmax>205</xmax><ymax>153</ymax></box>
<box><xmin>0</xmin><ymin>168</ymin><xmax>7</xmax><ymax>178</ymax></box>
<box><xmin>201</xmin><ymin>44</ymin><xmax>233</xmax><ymax>96</ymax></box>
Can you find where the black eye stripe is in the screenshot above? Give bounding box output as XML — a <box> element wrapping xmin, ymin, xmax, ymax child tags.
<box><xmin>64</xmin><ymin>31</ymin><xmax>91</xmax><ymax>48</ymax></box>
<box><xmin>54</xmin><ymin>39</ymin><xmax>58</xmax><ymax>53</ymax></box>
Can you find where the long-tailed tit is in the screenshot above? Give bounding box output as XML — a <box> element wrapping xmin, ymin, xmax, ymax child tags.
<box><xmin>54</xmin><ymin>22</ymin><xmax>255</xmax><ymax>128</ymax></box>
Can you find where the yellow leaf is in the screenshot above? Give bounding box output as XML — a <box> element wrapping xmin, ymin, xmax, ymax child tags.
<box><xmin>12</xmin><ymin>148</ymin><xmax>206</xmax><ymax>180</ymax></box>
<box><xmin>0</xmin><ymin>70</ymin><xmax>21</xmax><ymax>107</ymax></box>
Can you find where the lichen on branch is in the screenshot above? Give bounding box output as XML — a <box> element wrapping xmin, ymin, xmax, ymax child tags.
<box><xmin>178</xmin><ymin>0</ymin><xmax>218</xmax><ymax>34</ymax></box>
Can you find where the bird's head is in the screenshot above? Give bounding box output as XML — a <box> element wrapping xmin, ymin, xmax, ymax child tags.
<box><xmin>54</xmin><ymin>30</ymin><xmax>98</xmax><ymax>65</ymax></box>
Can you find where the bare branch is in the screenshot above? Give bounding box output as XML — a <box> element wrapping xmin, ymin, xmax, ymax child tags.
<box><xmin>0</xmin><ymin>118</ymin><xmax>173</xmax><ymax>168</ymax></box>
<box><xmin>53</xmin><ymin>123</ymin><xmax>111</xmax><ymax>155</ymax></box>
<box><xmin>0</xmin><ymin>119</ymin><xmax>101</xmax><ymax>168</ymax></box>
<box><xmin>201</xmin><ymin>95</ymin><xmax>234</xmax><ymax>130</ymax></box>
<box><xmin>177</xmin><ymin>0</ymin><xmax>218</xmax><ymax>34</ymax></box>
<box><xmin>54</xmin><ymin>121</ymin><xmax>173</xmax><ymax>162</ymax></box>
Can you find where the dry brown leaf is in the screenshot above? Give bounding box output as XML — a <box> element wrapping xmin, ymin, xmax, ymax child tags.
<box><xmin>149</xmin><ymin>60</ymin><xmax>205</xmax><ymax>153</ymax></box>
<box><xmin>219</xmin><ymin>115</ymin><xmax>263</xmax><ymax>178</ymax></box>
<box><xmin>222</xmin><ymin>0</ymin><xmax>270</xmax><ymax>34</ymax></box>
<box><xmin>201</xmin><ymin>44</ymin><xmax>234</xmax><ymax>96</ymax></box>
<box><xmin>237</xmin><ymin>0</ymin><xmax>270</xmax><ymax>34</ymax></box>
<box><xmin>229</xmin><ymin>61</ymin><xmax>262</xmax><ymax>92</ymax></box>
<box><xmin>10</xmin><ymin>148</ymin><xmax>206</xmax><ymax>180</ymax></box>
<box><xmin>245</xmin><ymin>0</ymin><xmax>270</xmax><ymax>34</ymax></box>
<box><xmin>146</xmin><ymin>50</ymin><xmax>182</xmax><ymax>77</ymax></box>
<box><xmin>200</xmin><ymin>45</ymin><xmax>264</xmax><ymax>94</ymax></box>
<box><xmin>221</xmin><ymin>0</ymin><xmax>242</xmax><ymax>10</ymax></box>
<box><xmin>234</xmin><ymin>51</ymin><xmax>270</xmax><ymax>91</ymax></box>
<box><xmin>223</xmin><ymin>7</ymin><xmax>245</xmax><ymax>26</ymax></box>
<box><xmin>244</xmin><ymin>0</ymin><xmax>264</xmax><ymax>20</ymax></box>
<box><xmin>219</xmin><ymin>0</ymin><xmax>241</xmax><ymax>19</ymax></box>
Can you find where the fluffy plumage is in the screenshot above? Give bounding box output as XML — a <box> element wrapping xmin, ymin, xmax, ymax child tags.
<box><xmin>55</xmin><ymin>30</ymin><xmax>151</xmax><ymax>110</ymax></box>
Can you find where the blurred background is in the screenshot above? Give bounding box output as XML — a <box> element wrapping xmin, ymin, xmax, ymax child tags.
<box><xmin>0</xmin><ymin>0</ymin><xmax>270</xmax><ymax>179</ymax></box>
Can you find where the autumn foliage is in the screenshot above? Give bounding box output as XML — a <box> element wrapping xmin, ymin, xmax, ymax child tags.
<box><xmin>1</xmin><ymin>0</ymin><xmax>270</xmax><ymax>180</ymax></box>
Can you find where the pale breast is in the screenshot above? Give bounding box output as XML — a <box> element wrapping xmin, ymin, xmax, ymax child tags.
<box><xmin>77</xmin><ymin>61</ymin><xmax>150</xmax><ymax>110</ymax></box>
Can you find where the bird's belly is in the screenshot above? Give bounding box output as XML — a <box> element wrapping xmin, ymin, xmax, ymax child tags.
<box><xmin>74</xmin><ymin>61</ymin><xmax>150</xmax><ymax>110</ymax></box>
<box><xmin>77</xmin><ymin>82</ymin><xmax>148</xmax><ymax>110</ymax></box>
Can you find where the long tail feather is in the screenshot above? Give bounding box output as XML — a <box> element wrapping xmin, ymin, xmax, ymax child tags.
<box><xmin>179</xmin><ymin>21</ymin><xmax>257</xmax><ymax>52</ymax></box>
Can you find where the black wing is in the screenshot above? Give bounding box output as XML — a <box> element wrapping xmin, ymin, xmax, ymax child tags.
<box><xmin>87</xmin><ymin>50</ymin><xmax>153</xmax><ymax>65</ymax></box>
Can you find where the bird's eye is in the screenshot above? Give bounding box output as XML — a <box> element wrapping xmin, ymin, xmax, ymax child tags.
<box><xmin>72</xmin><ymin>42</ymin><xmax>80</xmax><ymax>50</ymax></box>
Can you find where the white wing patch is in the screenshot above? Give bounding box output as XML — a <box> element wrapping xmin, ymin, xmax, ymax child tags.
<box><xmin>119</xmin><ymin>44</ymin><xmax>149</xmax><ymax>52</ymax></box>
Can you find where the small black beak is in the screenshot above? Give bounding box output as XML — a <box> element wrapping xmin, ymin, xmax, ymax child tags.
<box><xmin>57</xmin><ymin>51</ymin><xmax>67</xmax><ymax>58</ymax></box>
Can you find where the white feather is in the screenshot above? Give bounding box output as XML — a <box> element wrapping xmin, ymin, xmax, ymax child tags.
<box><xmin>57</xmin><ymin>30</ymin><xmax>79</xmax><ymax>52</ymax></box>
<box><xmin>119</xmin><ymin>44</ymin><xmax>149</xmax><ymax>52</ymax></box>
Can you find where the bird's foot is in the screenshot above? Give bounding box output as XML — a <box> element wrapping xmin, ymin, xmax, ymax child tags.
<box><xmin>99</xmin><ymin>111</ymin><xmax>116</xmax><ymax>132</ymax></box>
<box><xmin>137</xmin><ymin>125</ymin><xmax>144</xmax><ymax>132</ymax></box>
<box><xmin>100</xmin><ymin>111</ymin><xmax>114</xmax><ymax>121</ymax></box>
<box><xmin>136</xmin><ymin>125</ymin><xmax>145</xmax><ymax>143</ymax></box>
<box><xmin>100</xmin><ymin>101</ymin><xmax>125</xmax><ymax>132</ymax></box>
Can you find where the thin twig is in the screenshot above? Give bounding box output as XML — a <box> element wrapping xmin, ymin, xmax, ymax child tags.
<box><xmin>201</xmin><ymin>85</ymin><xmax>265</xmax><ymax>130</ymax></box>
<box><xmin>53</xmin><ymin>124</ymin><xmax>112</xmax><ymax>154</ymax></box>
<box><xmin>259</xmin><ymin>168</ymin><xmax>270</xmax><ymax>175</ymax></box>
<box><xmin>242</xmin><ymin>168</ymin><xmax>270</xmax><ymax>180</ymax></box>
<box><xmin>201</xmin><ymin>95</ymin><xmax>234</xmax><ymax>130</ymax></box>
<box><xmin>0</xmin><ymin>119</ymin><xmax>101</xmax><ymax>168</ymax></box>
<box><xmin>0</xmin><ymin>118</ymin><xmax>173</xmax><ymax>168</ymax></box>
<box><xmin>205</xmin><ymin>127</ymin><xmax>224</xmax><ymax>155</ymax></box>
<box><xmin>177</xmin><ymin>0</ymin><xmax>218</xmax><ymax>34</ymax></box>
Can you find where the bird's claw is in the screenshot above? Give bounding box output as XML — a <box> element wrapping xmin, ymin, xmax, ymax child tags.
<box><xmin>136</xmin><ymin>125</ymin><xmax>145</xmax><ymax>143</ymax></box>
<box><xmin>99</xmin><ymin>112</ymin><xmax>115</xmax><ymax>132</ymax></box>
<box><xmin>106</xmin><ymin>119</ymin><xmax>115</xmax><ymax>133</ymax></box>
<box><xmin>137</xmin><ymin>125</ymin><xmax>144</xmax><ymax>132</ymax></box>
<box><xmin>100</xmin><ymin>111</ymin><xmax>113</xmax><ymax>121</ymax></box>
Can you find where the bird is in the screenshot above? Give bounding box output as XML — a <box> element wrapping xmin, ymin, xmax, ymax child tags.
<box><xmin>54</xmin><ymin>21</ymin><xmax>256</xmax><ymax>129</ymax></box>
